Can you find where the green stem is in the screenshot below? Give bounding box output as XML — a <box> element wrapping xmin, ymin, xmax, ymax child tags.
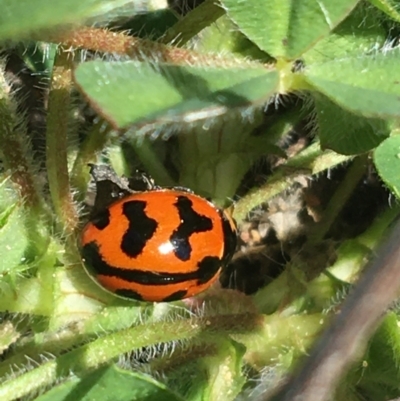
<box><xmin>324</xmin><ymin>203</ymin><xmax>400</xmax><ymax>284</ymax></box>
<box><xmin>233</xmin><ymin>142</ymin><xmax>351</xmax><ymax>223</ymax></box>
<box><xmin>46</xmin><ymin>49</ymin><xmax>78</xmax><ymax>235</ymax></box>
<box><xmin>70</xmin><ymin>119</ymin><xmax>111</xmax><ymax>198</ymax></box>
<box><xmin>0</xmin><ymin>67</ymin><xmax>45</xmax><ymax>214</ymax></box>
<box><xmin>307</xmin><ymin>155</ymin><xmax>367</xmax><ymax>244</ymax></box>
<box><xmin>356</xmin><ymin>202</ymin><xmax>400</xmax><ymax>250</ymax></box>
<box><xmin>0</xmin><ymin>313</ymin><xmax>260</xmax><ymax>400</ymax></box>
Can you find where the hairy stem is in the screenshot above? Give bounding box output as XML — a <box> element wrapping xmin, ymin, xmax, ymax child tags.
<box><xmin>46</xmin><ymin>49</ymin><xmax>78</xmax><ymax>235</ymax></box>
<box><xmin>0</xmin><ymin>312</ymin><xmax>262</xmax><ymax>400</ymax></box>
<box><xmin>0</xmin><ymin>65</ymin><xmax>44</xmax><ymax>213</ymax></box>
<box><xmin>233</xmin><ymin>142</ymin><xmax>351</xmax><ymax>223</ymax></box>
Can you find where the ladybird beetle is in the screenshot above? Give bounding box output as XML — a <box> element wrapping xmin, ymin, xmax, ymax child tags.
<box><xmin>80</xmin><ymin>165</ymin><xmax>237</xmax><ymax>302</ymax></box>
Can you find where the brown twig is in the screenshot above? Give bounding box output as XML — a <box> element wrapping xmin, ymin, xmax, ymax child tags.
<box><xmin>268</xmin><ymin>213</ymin><xmax>400</xmax><ymax>401</ymax></box>
<box><xmin>44</xmin><ymin>26</ymin><xmax>270</xmax><ymax>68</ymax></box>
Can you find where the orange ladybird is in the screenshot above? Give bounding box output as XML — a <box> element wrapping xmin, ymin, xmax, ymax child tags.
<box><xmin>80</xmin><ymin>169</ymin><xmax>237</xmax><ymax>302</ymax></box>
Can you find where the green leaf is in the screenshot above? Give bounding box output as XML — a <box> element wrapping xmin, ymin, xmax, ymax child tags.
<box><xmin>0</xmin><ymin>240</ymin><xmax>57</xmax><ymax>315</ymax></box>
<box><xmin>17</xmin><ymin>43</ymin><xmax>57</xmax><ymax>76</ymax></box>
<box><xmin>0</xmin><ymin>180</ymin><xmax>15</xmax><ymax>212</ymax></box>
<box><xmin>0</xmin><ymin>205</ymin><xmax>29</xmax><ymax>274</ymax></box>
<box><xmin>74</xmin><ymin>60</ymin><xmax>278</xmax><ymax>129</ymax></box>
<box><xmin>303</xmin><ymin>5</ymin><xmax>386</xmax><ymax>64</ymax></box>
<box><xmin>368</xmin><ymin>0</ymin><xmax>400</xmax><ymax>22</ymax></box>
<box><xmin>35</xmin><ymin>365</ymin><xmax>185</xmax><ymax>401</ymax></box>
<box><xmin>166</xmin><ymin>338</ymin><xmax>246</xmax><ymax>401</ymax></box>
<box><xmin>0</xmin><ymin>0</ymin><xmax>140</xmax><ymax>41</ymax></box>
<box><xmin>203</xmin><ymin>339</ymin><xmax>246</xmax><ymax>401</ymax></box>
<box><xmin>373</xmin><ymin>135</ymin><xmax>400</xmax><ymax>198</ymax></box>
<box><xmin>304</xmin><ymin>49</ymin><xmax>400</xmax><ymax>119</ymax></box>
<box><xmin>51</xmin><ymin>263</ymin><xmax>116</xmax><ymax>328</ymax></box>
<box><xmin>197</xmin><ymin>14</ymin><xmax>271</xmax><ymax>62</ymax></box>
<box><xmin>177</xmin><ymin>111</ymin><xmax>266</xmax><ymax>202</ymax></box>
<box><xmin>314</xmin><ymin>94</ymin><xmax>389</xmax><ymax>155</ymax></box>
<box><xmin>222</xmin><ymin>0</ymin><xmax>360</xmax><ymax>59</ymax></box>
<box><xmin>356</xmin><ymin>312</ymin><xmax>400</xmax><ymax>398</ymax></box>
<box><xmin>0</xmin><ymin>180</ymin><xmax>29</xmax><ymax>274</ymax></box>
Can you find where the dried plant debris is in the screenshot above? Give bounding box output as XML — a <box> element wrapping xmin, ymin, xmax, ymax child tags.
<box><xmin>222</xmin><ymin>183</ymin><xmax>312</xmax><ymax>295</ymax></box>
<box><xmin>223</xmin><ymin>164</ymin><xmax>389</xmax><ymax>295</ymax></box>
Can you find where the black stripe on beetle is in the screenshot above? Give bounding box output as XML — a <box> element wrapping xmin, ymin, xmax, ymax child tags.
<box><xmin>116</xmin><ymin>288</ymin><xmax>188</xmax><ymax>302</ymax></box>
<box><xmin>160</xmin><ymin>290</ymin><xmax>188</xmax><ymax>302</ymax></box>
<box><xmin>220</xmin><ymin>212</ymin><xmax>237</xmax><ymax>264</ymax></box>
<box><xmin>170</xmin><ymin>196</ymin><xmax>213</xmax><ymax>261</ymax></box>
<box><xmin>82</xmin><ymin>242</ymin><xmax>221</xmax><ymax>285</ymax></box>
<box><xmin>196</xmin><ymin>256</ymin><xmax>222</xmax><ymax>284</ymax></box>
<box><xmin>114</xmin><ymin>288</ymin><xmax>145</xmax><ymax>301</ymax></box>
<box><xmin>121</xmin><ymin>200</ymin><xmax>158</xmax><ymax>258</ymax></box>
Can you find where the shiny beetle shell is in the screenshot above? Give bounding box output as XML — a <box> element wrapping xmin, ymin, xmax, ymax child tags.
<box><xmin>80</xmin><ymin>189</ymin><xmax>237</xmax><ymax>302</ymax></box>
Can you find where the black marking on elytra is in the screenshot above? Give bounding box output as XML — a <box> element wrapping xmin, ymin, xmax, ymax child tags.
<box><xmin>196</xmin><ymin>256</ymin><xmax>221</xmax><ymax>284</ymax></box>
<box><xmin>220</xmin><ymin>212</ymin><xmax>237</xmax><ymax>265</ymax></box>
<box><xmin>81</xmin><ymin>242</ymin><xmax>221</xmax><ymax>286</ymax></box>
<box><xmin>162</xmin><ymin>290</ymin><xmax>188</xmax><ymax>302</ymax></box>
<box><xmin>115</xmin><ymin>288</ymin><xmax>144</xmax><ymax>301</ymax></box>
<box><xmin>121</xmin><ymin>200</ymin><xmax>158</xmax><ymax>258</ymax></box>
<box><xmin>170</xmin><ymin>196</ymin><xmax>213</xmax><ymax>261</ymax></box>
<box><xmin>90</xmin><ymin>209</ymin><xmax>111</xmax><ymax>230</ymax></box>
<box><xmin>81</xmin><ymin>242</ymin><xmax>108</xmax><ymax>276</ymax></box>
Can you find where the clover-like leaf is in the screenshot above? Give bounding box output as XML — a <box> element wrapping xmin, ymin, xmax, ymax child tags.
<box><xmin>197</xmin><ymin>14</ymin><xmax>271</xmax><ymax>62</ymax></box>
<box><xmin>222</xmin><ymin>0</ymin><xmax>360</xmax><ymax>59</ymax></box>
<box><xmin>303</xmin><ymin>6</ymin><xmax>386</xmax><ymax>64</ymax></box>
<box><xmin>74</xmin><ymin>60</ymin><xmax>278</xmax><ymax>129</ymax></box>
<box><xmin>314</xmin><ymin>94</ymin><xmax>389</xmax><ymax>155</ymax></box>
<box><xmin>304</xmin><ymin>49</ymin><xmax>400</xmax><ymax>119</ymax></box>
<box><xmin>356</xmin><ymin>313</ymin><xmax>400</xmax><ymax>398</ymax></box>
<box><xmin>0</xmin><ymin>0</ymin><xmax>140</xmax><ymax>40</ymax></box>
<box><xmin>35</xmin><ymin>365</ymin><xmax>185</xmax><ymax>401</ymax></box>
<box><xmin>0</xmin><ymin>180</ymin><xmax>29</xmax><ymax>274</ymax></box>
<box><xmin>374</xmin><ymin>135</ymin><xmax>400</xmax><ymax>198</ymax></box>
